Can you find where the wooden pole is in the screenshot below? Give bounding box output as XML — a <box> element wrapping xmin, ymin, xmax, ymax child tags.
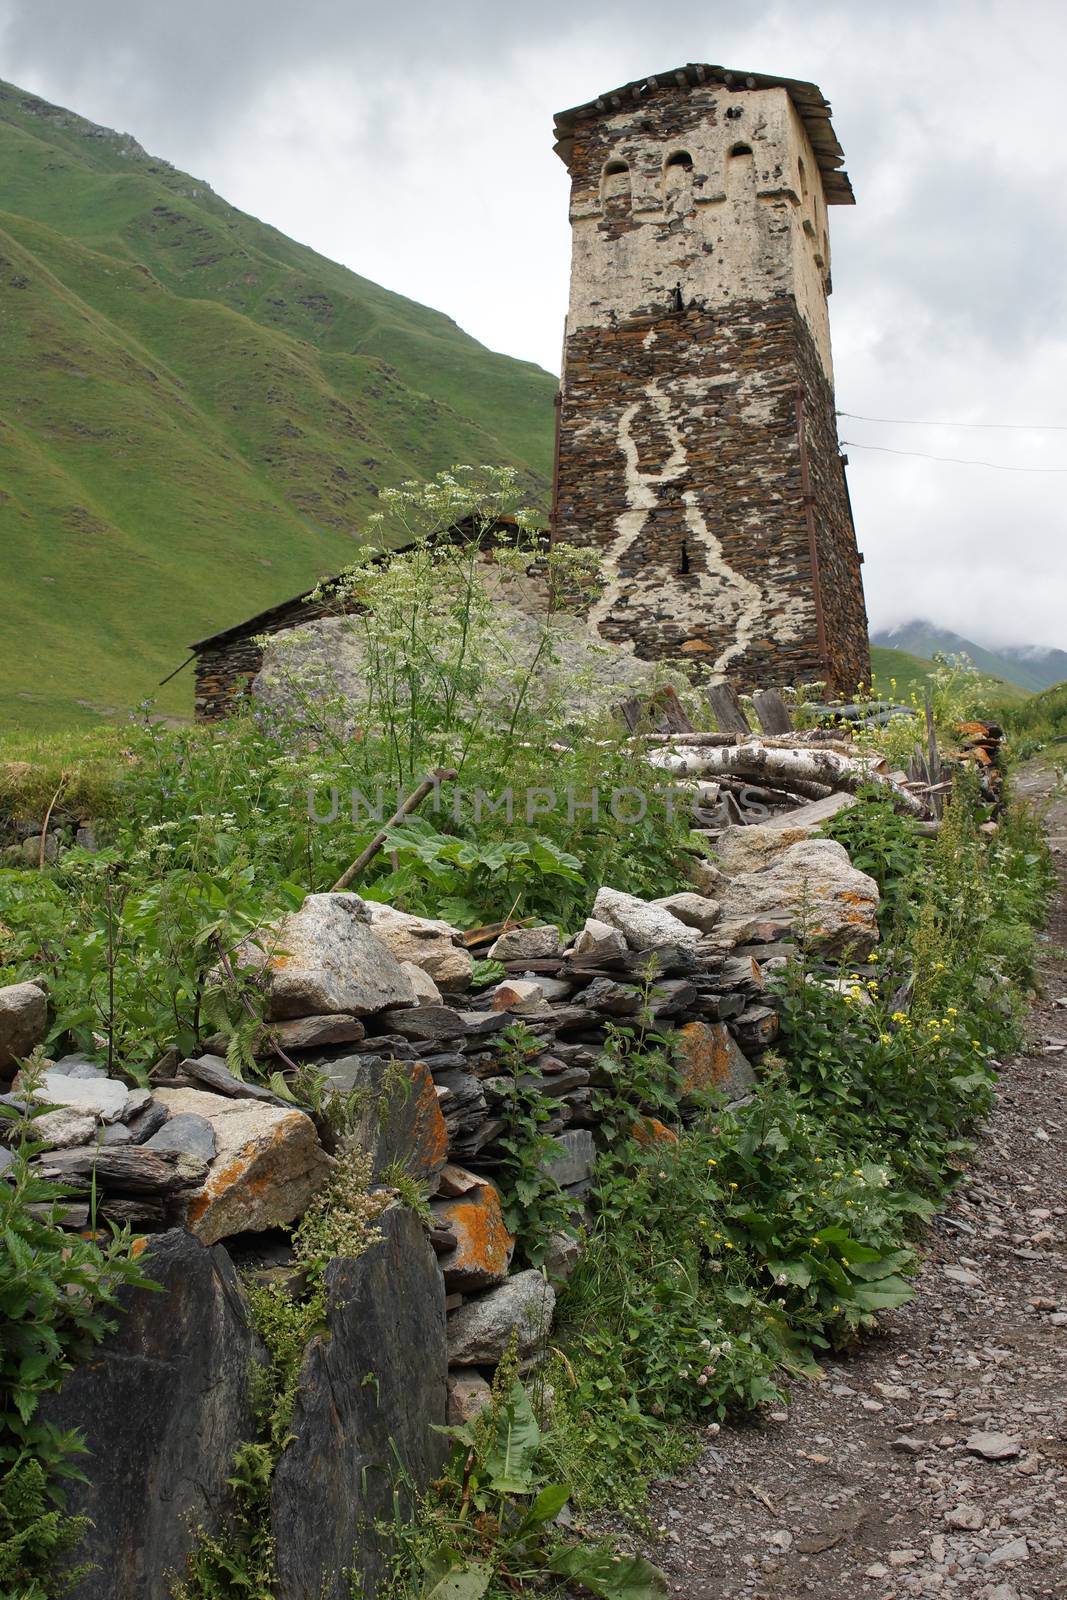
<box><xmin>329</xmin><ymin>767</ymin><xmax>458</xmax><ymax>892</ymax></box>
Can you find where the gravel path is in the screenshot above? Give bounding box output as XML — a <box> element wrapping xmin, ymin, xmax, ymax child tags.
<box><xmin>615</xmin><ymin>765</ymin><xmax>1067</xmax><ymax>1599</ymax></box>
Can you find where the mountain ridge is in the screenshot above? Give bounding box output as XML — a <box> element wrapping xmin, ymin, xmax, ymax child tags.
<box><xmin>871</xmin><ymin>620</ymin><xmax>1067</xmax><ymax>694</ymax></box>
<box><xmin>0</xmin><ymin>79</ymin><xmax>557</xmax><ymax>730</ymax></box>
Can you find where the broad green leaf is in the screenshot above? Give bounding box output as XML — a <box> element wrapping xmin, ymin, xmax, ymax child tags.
<box><xmin>850</xmin><ymin>1275</ymin><xmax>915</xmax><ymax>1312</ymax></box>
<box><xmin>766</xmin><ymin>1257</ymin><xmax>811</xmax><ymax>1288</ymax></box>
<box><xmin>849</xmin><ymin>1248</ymin><xmax>914</xmax><ymax>1282</ymax></box>
<box><xmin>484</xmin><ymin>1381</ymin><xmax>542</xmax><ymax>1495</ymax></box>
<box><xmin>423</xmin><ymin>1568</ymin><xmax>491</xmax><ymax>1600</ymax></box>
<box><xmin>548</xmin><ymin>1542</ymin><xmax>669</xmax><ymax>1599</ymax></box>
<box><xmin>523</xmin><ymin>1482</ymin><xmax>571</xmax><ymax>1527</ymax></box>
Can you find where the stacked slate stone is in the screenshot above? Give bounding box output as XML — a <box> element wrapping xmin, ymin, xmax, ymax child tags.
<box><xmin>2</xmin><ymin>787</ymin><xmax>885</xmax><ymax>1270</ymax></box>
<box><xmin>1</xmin><ymin>830</ymin><xmax>886</xmax><ymax>1590</ymax></box>
<box><xmin>0</xmin><ymin>884</ymin><xmax>789</xmax><ymax>1396</ymax></box>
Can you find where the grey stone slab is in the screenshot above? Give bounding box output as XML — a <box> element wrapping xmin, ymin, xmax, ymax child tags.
<box><xmin>271</xmin><ymin>1207</ymin><xmax>447</xmax><ymax>1600</ymax></box>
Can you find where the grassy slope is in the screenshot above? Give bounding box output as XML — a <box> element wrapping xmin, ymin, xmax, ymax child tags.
<box><xmin>871</xmin><ymin>623</ymin><xmax>1058</xmax><ymax>694</ymax></box>
<box><xmin>0</xmin><ymin>81</ymin><xmax>557</xmax><ymax>731</ymax></box>
<box><xmin>1000</xmin><ymin>681</ymin><xmax>1067</xmax><ymax>749</ymax></box>
<box><xmin>871</xmin><ymin>646</ymin><xmax>1027</xmax><ymax>706</ymax></box>
<box><xmin>869</xmin><ymin>645</ymin><xmax>940</xmax><ymax>699</ymax></box>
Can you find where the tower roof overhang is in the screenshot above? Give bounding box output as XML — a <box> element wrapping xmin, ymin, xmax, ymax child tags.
<box><xmin>553</xmin><ymin>62</ymin><xmax>854</xmax><ymax>205</ymax></box>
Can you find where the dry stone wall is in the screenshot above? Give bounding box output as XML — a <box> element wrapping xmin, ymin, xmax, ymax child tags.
<box><xmin>5</xmin><ymin>809</ymin><xmax>883</xmax><ymax>1597</ymax></box>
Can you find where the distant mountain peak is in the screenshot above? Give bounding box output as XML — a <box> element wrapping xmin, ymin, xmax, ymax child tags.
<box><xmin>871</xmin><ymin>621</ymin><xmax>1067</xmax><ymax>693</ymax></box>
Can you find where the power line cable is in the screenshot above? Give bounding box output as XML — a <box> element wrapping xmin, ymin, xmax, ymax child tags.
<box><xmin>840</xmin><ymin>440</ymin><xmax>1067</xmax><ymax>473</ymax></box>
<box><xmin>839</xmin><ymin>410</ymin><xmax>1067</xmax><ymax>432</ymax></box>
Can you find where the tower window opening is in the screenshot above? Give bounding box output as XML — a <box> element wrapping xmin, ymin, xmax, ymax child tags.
<box><xmin>679</xmin><ymin>537</ymin><xmax>690</xmax><ymax>575</ymax></box>
<box><xmin>601</xmin><ymin>159</ymin><xmax>631</xmax><ymax>204</ymax></box>
<box><xmin>665</xmin><ymin>150</ymin><xmax>694</xmax><ymax>170</ymax></box>
<box><xmin>729</xmin><ymin>142</ymin><xmax>752</xmax><ymax>157</ymax></box>
<box><xmin>798</xmin><ymin>156</ymin><xmax>808</xmax><ymax>194</ymax></box>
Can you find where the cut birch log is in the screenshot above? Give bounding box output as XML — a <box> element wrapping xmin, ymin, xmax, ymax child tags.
<box><xmin>623</xmin><ymin>732</ymin><xmax>739</xmax><ymax>747</ymax></box>
<box><xmin>646</xmin><ymin>742</ymin><xmax>925</xmax><ymax>814</ymax></box>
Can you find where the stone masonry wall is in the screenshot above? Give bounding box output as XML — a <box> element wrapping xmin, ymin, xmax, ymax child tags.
<box><xmin>193</xmin><ymin>596</ymin><xmax>341</xmax><ymax>721</ymax></box>
<box><xmin>561</xmin><ymin>81</ymin><xmax>836</xmax><ymax>373</ymax></box>
<box><xmin>794</xmin><ymin>322</ymin><xmax>872</xmax><ymax>694</ymax></box>
<box><xmin>555</xmin><ymin>297</ymin><xmax>868</xmax><ymax>694</ymax></box>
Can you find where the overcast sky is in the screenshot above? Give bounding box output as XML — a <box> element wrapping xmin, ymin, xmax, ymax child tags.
<box><xmin>2</xmin><ymin>0</ymin><xmax>1064</xmax><ymax>649</ymax></box>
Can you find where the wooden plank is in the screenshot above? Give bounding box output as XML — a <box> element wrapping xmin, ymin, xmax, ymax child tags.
<box><xmin>705</xmin><ymin>683</ymin><xmax>752</xmax><ymax>735</ymax></box>
<box><xmin>614</xmin><ymin>696</ymin><xmax>646</xmax><ymax>732</ymax></box>
<box><xmin>924</xmin><ymin>692</ymin><xmax>943</xmax><ymax>819</ymax></box>
<box><xmin>751</xmin><ymin>689</ymin><xmax>794</xmax><ymax>735</ymax></box>
<box><xmin>649</xmin><ymin>686</ymin><xmax>695</xmax><ymax>734</ymax></box>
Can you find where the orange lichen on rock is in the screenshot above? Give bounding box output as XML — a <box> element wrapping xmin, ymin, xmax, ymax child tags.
<box><xmin>408</xmin><ymin>1066</ymin><xmax>450</xmax><ymax>1178</ymax></box>
<box><xmin>432</xmin><ymin>1174</ymin><xmax>515</xmax><ymax>1291</ymax></box>
<box><xmin>154</xmin><ymin>1088</ymin><xmax>334</xmax><ymax>1246</ymax></box>
<box><xmin>676</xmin><ymin>1020</ymin><xmax>756</xmax><ymax>1101</ymax></box>
<box><xmin>631</xmin><ymin>1115</ymin><xmax>679</xmax><ymax>1146</ymax></box>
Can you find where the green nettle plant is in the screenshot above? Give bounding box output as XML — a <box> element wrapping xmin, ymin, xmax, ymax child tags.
<box><xmin>491</xmin><ymin>1025</ymin><xmax>575</xmax><ymax>1265</ymax></box>
<box><xmin>590</xmin><ymin>1013</ymin><xmax>686</xmax><ymax>1143</ymax></box>
<box><xmin>368</xmin><ymin>820</ymin><xmax>584</xmax><ymax>930</ymax></box>
<box><xmin>0</xmin><ymin>748</ymin><xmax>307</xmax><ymax>1081</ymax></box>
<box><xmin>382</xmin><ymin>1347</ymin><xmax>668</xmax><ymax>1600</ymax></box>
<box><xmin>819</xmin><ymin>782</ymin><xmax>923</xmax><ymax>933</ymax></box>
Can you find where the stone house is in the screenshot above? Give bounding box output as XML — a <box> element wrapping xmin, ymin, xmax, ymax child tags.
<box><xmin>188</xmin><ymin>518</ymin><xmax>530</xmax><ymax>721</ymax></box>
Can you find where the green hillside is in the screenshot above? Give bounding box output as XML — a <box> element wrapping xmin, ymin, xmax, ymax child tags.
<box><xmin>871</xmin><ymin>622</ymin><xmax>1067</xmax><ymax>695</ymax></box>
<box><xmin>869</xmin><ymin>645</ymin><xmax>941</xmax><ymax>699</ymax></box>
<box><xmin>1002</xmin><ymin>681</ymin><xmax>1067</xmax><ymax>752</ymax></box>
<box><xmin>871</xmin><ymin>645</ymin><xmax>1027</xmax><ymax>707</ymax></box>
<box><xmin>0</xmin><ymin>81</ymin><xmax>557</xmax><ymax>731</ymax></box>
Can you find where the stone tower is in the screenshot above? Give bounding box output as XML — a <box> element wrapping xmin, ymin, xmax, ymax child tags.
<box><xmin>552</xmin><ymin>64</ymin><xmax>870</xmax><ymax>694</ymax></box>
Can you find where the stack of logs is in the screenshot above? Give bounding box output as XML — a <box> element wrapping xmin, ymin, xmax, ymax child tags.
<box><xmin>619</xmin><ymin>684</ymin><xmax>1004</xmax><ymax>831</ymax></box>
